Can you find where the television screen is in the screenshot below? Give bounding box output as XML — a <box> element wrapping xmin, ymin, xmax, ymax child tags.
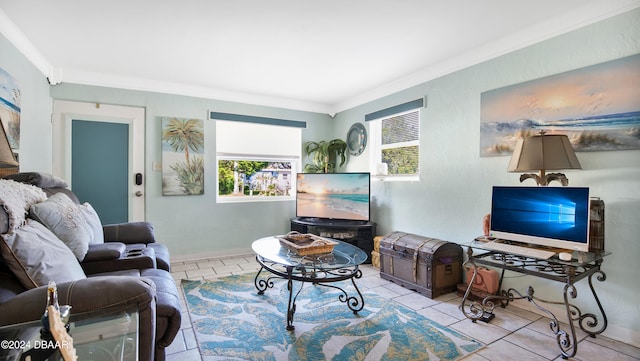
<box><xmin>490</xmin><ymin>186</ymin><xmax>591</xmax><ymax>252</ymax></box>
<box><xmin>296</xmin><ymin>173</ymin><xmax>370</xmax><ymax>222</ymax></box>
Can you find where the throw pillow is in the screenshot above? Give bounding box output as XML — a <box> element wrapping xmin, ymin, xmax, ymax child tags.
<box><xmin>2</xmin><ymin>172</ymin><xmax>69</xmax><ymax>189</ymax></box>
<box><xmin>29</xmin><ymin>193</ymin><xmax>91</xmax><ymax>261</ymax></box>
<box><xmin>80</xmin><ymin>202</ymin><xmax>104</xmax><ymax>244</ymax></box>
<box><xmin>0</xmin><ymin>179</ymin><xmax>48</xmax><ymax>231</ymax></box>
<box><xmin>0</xmin><ymin>219</ymin><xmax>86</xmax><ymax>289</ymax></box>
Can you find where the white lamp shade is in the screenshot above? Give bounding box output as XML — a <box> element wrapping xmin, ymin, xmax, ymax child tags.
<box><xmin>508</xmin><ymin>133</ymin><xmax>581</xmax><ymax>172</ymax></box>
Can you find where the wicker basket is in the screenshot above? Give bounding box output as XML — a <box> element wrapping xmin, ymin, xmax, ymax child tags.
<box><xmin>278</xmin><ymin>231</ymin><xmax>338</xmax><ymax>256</ymax></box>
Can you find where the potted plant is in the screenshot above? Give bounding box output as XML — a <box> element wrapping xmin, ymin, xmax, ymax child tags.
<box><xmin>303</xmin><ymin>139</ymin><xmax>348</xmax><ymax>173</ymax></box>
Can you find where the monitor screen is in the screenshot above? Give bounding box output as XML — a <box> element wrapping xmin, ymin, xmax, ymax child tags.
<box><xmin>489</xmin><ymin>186</ymin><xmax>591</xmax><ymax>252</ymax></box>
<box><xmin>296</xmin><ymin>173</ymin><xmax>370</xmax><ymax>222</ymax></box>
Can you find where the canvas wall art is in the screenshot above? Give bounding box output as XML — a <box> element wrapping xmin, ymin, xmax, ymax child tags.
<box><xmin>480</xmin><ymin>54</ymin><xmax>640</xmax><ymax>157</ymax></box>
<box><xmin>161</xmin><ymin>117</ymin><xmax>205</xmax><ymax>195</ymax></box>
<box><xmin>0</xmin><ymin>66</ymin><xmax>20</xmax><ymax>157</ymax></box>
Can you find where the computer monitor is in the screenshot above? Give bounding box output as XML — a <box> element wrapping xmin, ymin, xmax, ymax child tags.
<box><xmin>489</xmin><ymin>186</ymin><xmax>591</xmax><ymax>252</ymax></box>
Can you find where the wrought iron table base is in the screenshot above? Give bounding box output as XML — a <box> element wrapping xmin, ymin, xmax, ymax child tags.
<box><xmin>460</xmin><ymin>249</ymin><xmax>608</xmax><ymax>359</ymax></box>
<box><xmin>254</xmin><ymin>257</ymin><xmax>365</xmax><ymax>330</ymax></box>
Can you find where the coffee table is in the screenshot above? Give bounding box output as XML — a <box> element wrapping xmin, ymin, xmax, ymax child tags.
<box><xmin>252</xmin><ymin>236</ymin><xmax>368</xmax><ymax>330</ymax></box>
<box><xmin>0</xmin><ymin>306</ymin><xmax>138</xmax><ymax>361</ymax></box>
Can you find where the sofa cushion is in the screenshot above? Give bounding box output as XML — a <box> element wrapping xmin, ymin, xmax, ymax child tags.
<box><xmin>0</xmin><ymin>219</ymin><xmax>86</xmax><ymax>289</ymax></box>
<box><xmin>146</xmin><ymin>243</ymin><xmax>171</xmax><ymax>272</ymax></box>
<box><xmin>103</xmin><ymin>222</ymin><xmax>156</xmax><ymax>244</ymax></box>
<box><xmin>0</xmin><ymin>268</ymin><xmax>26</xmax><ymax>304</ymax></box>
<box><xmin>29</xmin><ymin>193</ymin><xmax>91</xmax><ymax>260</ymax></box>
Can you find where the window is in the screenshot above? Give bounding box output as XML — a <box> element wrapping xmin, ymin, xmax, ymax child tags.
<box><xmin>217</xmin><ymin>156</ymin><xmax>295</xmax><ymax>199</ymax></box>
<box><xmin>212</xmin><ymin>112</ymin><xmax>305</xmax><ymax>202</ymax></box>
<box><xmin>367</xmin><ymin>98</ymin><xmax>423</xmax><ymax>179</ymax></box>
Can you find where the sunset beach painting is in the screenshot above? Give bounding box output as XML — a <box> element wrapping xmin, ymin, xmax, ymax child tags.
<box><xmin>296</xmin><ymin>173</ymin><xmax>370</xmax><ymax>221</ymax></box>
<box><xmin>480</xmin><ymin>54</ymin><xmax>640</xmax><ymax>157</ymax></box>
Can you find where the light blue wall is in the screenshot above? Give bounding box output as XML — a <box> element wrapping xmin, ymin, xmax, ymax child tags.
<box><xmin>0</xmin><ymin>34</ymin><xmax>51</xmax><ymax>170</ymax></box>
<box><xmin>48</xmin><ymin>85</ymin><xmax>334</xmax><ymax>258</ymax></box>
<box><xmin>334</xmin><ymin>9</ymin><xmax>640</xmax><ymax>345</ymax></box>
<box><xmin>3</xmin><ymin>7</ymin><xmax>639</xmax><ymax>346</ymax></box>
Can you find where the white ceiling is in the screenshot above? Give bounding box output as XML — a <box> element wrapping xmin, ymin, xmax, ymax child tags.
<box><xmin>1</xmin><ymin>0</ymin><xmax>638</xmax><ymax>114</ymax></box>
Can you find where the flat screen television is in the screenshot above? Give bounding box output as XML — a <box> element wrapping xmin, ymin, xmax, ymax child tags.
<box><xmin>296</xmin><ymin>173</ymin><xmax>370</xmax><ymax>222</ymax></box>
<box><xmin>489</xmin><ymin>186</ymin><xmax>591</xmax><ymax>252</ymax></box>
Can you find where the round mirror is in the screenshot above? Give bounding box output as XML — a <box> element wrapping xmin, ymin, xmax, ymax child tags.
<box><xmin>346</xmin><ymin>123</ymin><xmax>367</xmax><ymax>156</ymax></box>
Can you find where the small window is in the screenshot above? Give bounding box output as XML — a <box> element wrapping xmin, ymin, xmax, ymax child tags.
<box><xmin>214</xmin><ymin>118</ymin><xmax>302</xmax><ymax>202</ymax></box>
<box><xmin>217</xmin><ymin>157</ymin><xmax>295</xmax><ymax>200</ymax></box>
<box><xmin>370</xmin><ymin>108</ymin><xmax>420</xmax><ymax>179</ymax></box>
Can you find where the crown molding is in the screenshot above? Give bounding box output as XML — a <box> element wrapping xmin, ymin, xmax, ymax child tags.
<box><xmin>333</xmin><ymin>0</ymin><xmax>640</xmax><ymax>113</ymax></box>
<box><xmin>60</xmin><ymin>68</ymin><xmax>334</xmax><ymax>115</ymax></box>
<box><xmin>0</xmin><ymin>8</ymin><xmax>56</xmax><ymax>82</ymax></box>
<box><xmin>2</xmin><ymin>1</ymin><xmax>639</xmax><ymax>116</ymax></box>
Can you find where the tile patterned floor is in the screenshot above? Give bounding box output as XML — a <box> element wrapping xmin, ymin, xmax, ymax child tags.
<box><xmin>166</xmin><ymin>255</ymin><xmax>639</xmax><ymax>361</ymax></box>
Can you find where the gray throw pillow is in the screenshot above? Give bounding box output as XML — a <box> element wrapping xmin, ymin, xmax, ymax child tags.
<box><xmin>0</xmin><ymin>219</ymin><xmax>86</xmax><ymax>289</ymax></box>
<box><xmin>29</xmin><ymin>193</ymin><xmax>91</xmax><ymax>260</ymax></box>
<box><xmin>80</xmin><ymin>202</ymin><xmax>104</xmax><ymax>244</ymax></box>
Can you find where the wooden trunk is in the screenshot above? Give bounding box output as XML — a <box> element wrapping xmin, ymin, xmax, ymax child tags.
<box><xmin>379</xmin><ymin>232</ymin><xmax>463</xmax><ymax>299</ymax></box>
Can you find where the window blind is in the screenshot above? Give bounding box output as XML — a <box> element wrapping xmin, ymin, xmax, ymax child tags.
<box><xmin>215</xmin><ymin>120</ymin><xmax>301</xmax><ymax>158</ymax></box>
<box><xmin>210</xmin><ymin>111</ymin><xmax>306</xmax><ymax>128</ymax></box>
<box><xmin>364</xmin><ymin>97</ymin><xmax>425</xmax><ymax>122</ymax></box>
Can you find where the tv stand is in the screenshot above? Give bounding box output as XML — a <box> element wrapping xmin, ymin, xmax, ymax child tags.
<box><xmin>460</xmin><ymin>239</ymin><xmax>610</xmax><ymax>359</ymax></box>
<box><xmin>290</xmin><ymin>217</ymin><xmax>376</xmax><ymax>264</ymax></box>
<box><xmin>295</xmin><ymin>217</ymin><xmax>369</xmax><ymax>226</ymax></box>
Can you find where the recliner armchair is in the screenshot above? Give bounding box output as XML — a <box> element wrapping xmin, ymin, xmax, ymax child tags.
<box><xmin>35</xmin><ymin>184</ymin><xmax>172</xmax><ymax>274</ymax></box>
<box><xmin>0</xmin><ymin>173</ymin><xmax>181</xmax><ymax>361</ymax></box>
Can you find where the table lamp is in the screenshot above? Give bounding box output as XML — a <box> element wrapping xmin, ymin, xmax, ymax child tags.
<box><xmin>507</xmin><ymin>131</ymin><xmax>581</xmax><ymax>186</ymax></box>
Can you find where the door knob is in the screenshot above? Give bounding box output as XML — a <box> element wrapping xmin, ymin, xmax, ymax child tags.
<box><xmin>135</xmin><ymin>191</ymin><xmax>143</xmax><ymax>197</ymax></box>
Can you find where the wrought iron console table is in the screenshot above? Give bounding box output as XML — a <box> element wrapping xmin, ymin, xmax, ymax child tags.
<box><xmin>460</xmin><ymin>240</ymin><xmax>610</xmax><ymax>359</ymax></box>
<box><xmin>252</xmin><ymin>236</ymin><xmax>367</xmax><ymax>330</ymax></box>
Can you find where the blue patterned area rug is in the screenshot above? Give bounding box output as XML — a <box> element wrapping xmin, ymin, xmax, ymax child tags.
<box><xmin>182</xmin><ymin>273</ymin><xmax>483</xmax><ymax>361</ymax></box>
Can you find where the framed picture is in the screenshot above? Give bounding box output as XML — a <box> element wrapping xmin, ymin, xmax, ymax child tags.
<box><xmin>161</xmin><ymin>117</ymin><xmax>204</xmax><ymax>195</ymax></box>
<box><xmin>0</xmin><ymin>66</ymin><xmax>20</xmax><ymax>156</ymax></box>
<box><xmin>480</xmin><ymin>54</ymin><xmax>640</xmax><ymax>157</ymax></box>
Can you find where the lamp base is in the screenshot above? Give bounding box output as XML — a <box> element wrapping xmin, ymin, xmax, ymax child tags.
<box><xmin>519</xmin><ymin>172</ymin><xmax>569</xmax><ymax>186</ymax></box>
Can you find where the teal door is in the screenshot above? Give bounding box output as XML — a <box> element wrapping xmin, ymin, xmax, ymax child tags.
<box><xmin>53</xmin><ymin>100</ymin><xmax>146</xmax><ymax>223</ymax></box>
<box><xmin>72</xmin><ymin>120</ymin><xmax>129</xmax><ymax>224</ymax></box>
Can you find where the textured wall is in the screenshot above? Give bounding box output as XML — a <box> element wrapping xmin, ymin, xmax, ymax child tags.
<box><xmin>4</xmin><ymin>5</ymin><xmax>638</xmax><ymax>346</ymax></box>
<box><xmin>0</xmin><ymin>34</ymin><xmax>51</xmax><ymax>171</ymax></box>
<box><xmin>335</xmin><ymin>8</ymin><xmax>640</xmax><ymax>346</ymax></box>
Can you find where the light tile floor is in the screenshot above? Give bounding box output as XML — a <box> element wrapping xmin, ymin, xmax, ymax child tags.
<box><xmin>166</xmin><ymin>255</ymin><xmax>639</xmax><ymax>361</ymax></box>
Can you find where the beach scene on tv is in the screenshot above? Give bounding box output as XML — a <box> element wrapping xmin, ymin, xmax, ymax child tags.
<box><xmin>296</xmin><ymin>173</ymin><xmax>370</xmax><ymax>221</ymax></box>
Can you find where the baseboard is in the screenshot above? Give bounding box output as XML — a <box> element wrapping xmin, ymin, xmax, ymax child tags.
<box><xmin>171</xmin><ymin>247</ymin><xmax>253</xmax><ymax>263</ymax></box>
<box><xmin>509</xmin><ymin>298</ymin><xmax>640</xmax><ymax>348</ymax></box>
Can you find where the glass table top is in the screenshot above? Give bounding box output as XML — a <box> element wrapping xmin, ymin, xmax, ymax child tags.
<box><xmin>0</xmin><ymin>307</ymin><xmax>138</xmax><ymax>361</ymax></box>
<box><xmin>252</xmin><ymin>236</ymin><xmax>367</xmax><ymax>270</ymax></box>
<box><xmin>463</xmin><ymin>239</ymin><xmax>611</xmax><ymax>266</ymax></box>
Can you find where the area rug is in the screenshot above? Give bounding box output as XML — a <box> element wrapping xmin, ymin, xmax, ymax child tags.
<box><xmin>182</xmin><ymin>273</ymin><xmax>483</xmax><ymax>361</ymax></box>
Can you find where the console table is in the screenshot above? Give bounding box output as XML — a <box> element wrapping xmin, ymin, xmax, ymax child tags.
<box><xmin>460</xmin><ymin>240</ymin><xmax>610</xmax><ymax>359</ymax></box>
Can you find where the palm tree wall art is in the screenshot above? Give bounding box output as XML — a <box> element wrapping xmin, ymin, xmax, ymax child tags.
<box><xmin>161</xmin><ymin>117</ymin><xmax>205</xmax><ymax>195</ymax></box>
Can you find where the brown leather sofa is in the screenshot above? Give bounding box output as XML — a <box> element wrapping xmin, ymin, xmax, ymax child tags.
<box><xmin>0</xmin><ymin>173</ymin><xmax>181</xmax><ymax>361</ymax></box>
